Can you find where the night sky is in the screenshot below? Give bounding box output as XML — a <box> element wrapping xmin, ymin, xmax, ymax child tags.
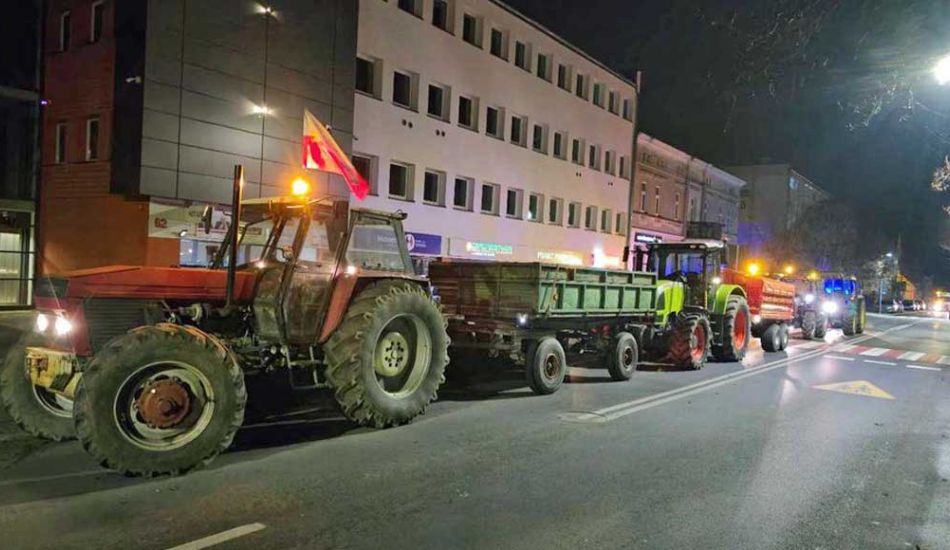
<box><xmin>506</xmin><ymin>0</ymin><xmax>950</xmax><ymax>287</ymax></box>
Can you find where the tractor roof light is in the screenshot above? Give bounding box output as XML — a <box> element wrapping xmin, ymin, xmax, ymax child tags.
<box><xmin>747</xmin><ymin>262</ymin><xmax>761</xmax><ymax>276</ymax></box>
<box><xmin>783</xmin><ymin>265</ymin><xmax>796</xmax><ymax>275</ymax></box>
<box><xmin>291</xmin><ymin>178</ymin><xmax>311</xmax><ymax>197</ymax></box>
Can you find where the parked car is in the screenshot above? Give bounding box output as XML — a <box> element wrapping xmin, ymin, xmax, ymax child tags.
<box><xmin>902</xmin><ymin>299</ymin><xmax>917</xmax><ymax>311</ymax></box>
<box><xmin>915</xmin><ymin>300</ymin><xmax>926</xmax><ymax>311</ymax></box>
<box><xmin>885</xmin><ymin>299</ymin><xmax>903</xmax><ymax>313</ymax></box>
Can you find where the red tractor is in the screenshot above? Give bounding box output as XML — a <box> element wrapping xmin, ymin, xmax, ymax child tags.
<box><xmin>0</xmin><ymin>188</ymin><xmax>449</xmax><ymax>476</ymax></box>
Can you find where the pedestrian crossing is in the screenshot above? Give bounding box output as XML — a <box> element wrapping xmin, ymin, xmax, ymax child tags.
<box><xmin>821</xmin><ymin>342</ymin><xmax>950</xmax><ymax>366</ymax></box>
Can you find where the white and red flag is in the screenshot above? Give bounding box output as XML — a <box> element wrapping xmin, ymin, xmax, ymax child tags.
<box><xmin>302</xmin><ymin>109</ymin><xmax>369</xmax><ymax>200</ymax></box>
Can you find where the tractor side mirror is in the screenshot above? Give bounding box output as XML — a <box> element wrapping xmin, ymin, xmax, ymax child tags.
<box><xmin>200</xmin><ymin>205</ymin><xmax>213</xmax><ymax>235</ymax></box>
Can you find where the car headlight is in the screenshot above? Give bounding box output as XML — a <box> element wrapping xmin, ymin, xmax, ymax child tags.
<box><xmin>53</xmin><ymin>315</ymin><xmax>73</xmax><ymax>336</ymax></box>
<box><xmin>821</xmin><ymin>301</ymin><xmax>838</xmax><ymax>314</ymax></box>
<box><xmin>35</xmin><ymin>313</ymin><xmax>49</xmax><ymax>333</ymax></box>
<box><xmin>804</xmin><ymin>293</ymin><xmax>815</xmax><ymax>304</ymax></box>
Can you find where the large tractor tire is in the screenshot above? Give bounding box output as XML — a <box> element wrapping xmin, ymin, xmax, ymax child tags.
<box><xmin>606</xmin><ymin>332</ymin><xmax>638</xmax><ymax>381</ymax></box>
<box><xmin>668</xmin><ymin>314</ymin><xmax>710</xmax><ymax>370</ymax></box>
<box><xmin>814</xmin><ymin>317</ymin><xmax>828</xmax><ymax>339</ymax></box>
<box><xmin>525</xmin><ymin>336</ymin><xmax>567</xmax><ymax>394</ymax></box>
<box><xmin>779</xmin><ymin>323</ymin><xmax>790</xmax><ymax>351</ymax></box>
<box><xmin>712</xmin><ymin>298</ymin><xmax>751</xmax><ymax>362</ymax></box>
<box><xmin>74</xmin><ymin>324</ymin><xmax>246</xmax><ymax>477</ymax></box>
<box><xmin>801</xmin><ymin>311</ymin><xmax>818</xmax><ymax>340</ymax></box>
<box><xmin>761</xmin><ymin>323</ymin><xmax>782</xmax><ymax>352</ymax></box>
<box><xmin>324</xmin><ymin>281</ymin><xmax>449</xmax><ymax>428</ymax></box>
<box><xmin>0</xmin><ymin>333</ymin><xmax>75</xmax><ymax>441</ymax></box>
<box><xmin>842</xmin><ymin>310</ymin><xmax>858</xmax><ymax>336</ymax></box>
<box><xmin>856</xmin><ymin>301</ymin><xmax>867</xmax><ymax>334</ymax></box>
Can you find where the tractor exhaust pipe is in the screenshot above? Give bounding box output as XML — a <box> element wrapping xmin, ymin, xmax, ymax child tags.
<box><xmin>225</xmin><ymin>164</ymin><xmax>244</xmax><ymax>307</ymax></box>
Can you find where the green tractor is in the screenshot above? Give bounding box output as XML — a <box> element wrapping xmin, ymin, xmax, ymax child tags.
<box><xmin>820</xmin><ymin>277</ymin><xmax>866</xmax><ymax>335</ymax></box>
<box><xmin>644</xmin><ymin>238</ymin><xmax>752</xmax><ymax>369</ymax></box>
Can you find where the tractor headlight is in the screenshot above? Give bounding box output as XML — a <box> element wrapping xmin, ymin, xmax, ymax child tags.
<box><xmin>35</xmin><ymin>313</ymin><xmax>49</xmax><ymax>333</ymax></box>
<box><xmin>821</xmin><ymin>301</ymin><xmax>838</xmax><ymax>314</ymax></box>
<box><xmin>752</xmin><ymin>314</ymin><xmax>762</xmax><ymax>324</ymax></box>
<box><xmin>53</xmin><ymin>315</ymin><xmax>73</xmax><ymax>336</ymax></box>
<box><xmin>804</xmin><ymin>293</ymin><xmax>815</xmax><ymax>304</ymax></box>
<box><xmin>517</xmin><ymin>313</ymin><xmax>528</xmax><ymax>326</ymax></box>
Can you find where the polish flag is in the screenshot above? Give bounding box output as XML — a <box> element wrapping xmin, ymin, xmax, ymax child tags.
<box><xmin>302</xmin><ymin>109</ymin><xmax>369</xmax><ymax>200</ymax></box>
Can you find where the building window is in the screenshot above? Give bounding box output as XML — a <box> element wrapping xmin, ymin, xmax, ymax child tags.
<box><xmin>514</xmin><ymin>41</ymin><xmax>530</xmax><ymax>71</ymax></box>
<box><xmin>605</xmin><ymin>151</ymin><xmax>616</xmax><ymax>175</ymax></box>
<box><xmin>85</xmin><ymin>118</ymin><xmax>100</xmax><ymax>161</ymax></box>
<box><xmin>355</xmin><ymin>56</ymin><xmax>379</xmax><ymax>98</ymax></box>
<box><xmin>458</xmin><ymin>95</ymin><xmax>478</xmax><ymax>130</ymax></box>
<box><xmin>537</xmin><ymin>53</ymin><xmax>551</xmax><ymax>81</ymax></box>
<box><xmin>506</xmin><ymin>188</ymin><xmax>523</xmax><ymax>218</ymax></box>
<box><xmin>548</xmin><ymin>197</ymin><xmax>563</xmax><ymax>225</ymax></box>
<box><xmin>462</xmin><ymin>14</ymin><xmax>481</xmax><ymax>47</ymax></box>
<box><xmin>398</xmin><ymin>0</ymin><xmax>422</xmax><ymax>17</ymax></box>
<box><xmin>619</xmin><ymin>155</ymin><xmax>628</xmax><ymax>178</ymax></box>
<box><xmin>601</xmin><ymin>209</ymin><xmax>612</xmax><ymax>233</ymax></box>
<box><xmin>575</xmin><ymin>73</ymin><xmax>588</xmax><ymax>99</ymax></box>
<box><xmin>392</xmin><ymin>71</ymin><xmax>416</xmax><ymax>110</ymax></box>
<box><xmin>389</xmin><ymin>163</ymin><xmax>414</xmax><ymax>200</ymax></box>
<box><xmin>528</xmin><ymin>193</ymin><xmax>543</xmax><ymax>222</ymax></box>
<box><xmin>54</xmin><ymin>122</ymin><xmax>66</xmax><ymax>164</ymax></box>
<box><xmin>352</xmin><ymin>154</ymin><xmax>378</xmax><ymax>195</ymax></box>
<box><xmin>674</xmin><ymin>192</ymin><xmax>681</xmax><ymax>220</ymax></box>
<box><xmin>608</xmin><ymin>91</ymin><xmax>619</xmax><ymax>114</ymax></box>
<box><xmin>553</xmin><ymin>132</ymin><xmax>567</xmax><ymax>159</ymax></box>
<box><xmin>428</xmin><ymin>83</ymin><xmax>450</xmax><ymax>121</ymax></box>
<box><xmin>432</xmin><ymin>0</ymin><xmax>451</xmax><ymax>32</ymax></box>
<box><xmin>454</xmin><ymin>177</ymin><xmax>473</xmax><ymax>210</ymax></box>
<box><xmin>623</xmin><ymin>98</ymin><xmax>633</xmax><ymax>121</ymax></box>
<box><xmin>654</xmin><ymin>187</ymin><xmax>661</xmax><ymax>214</ymax></box>
<box><xmin>616</xmin><ymin>212</ymin><xmax>626</xmax><ymax>235</ymax></box>
<box><xmin>571</xmin><ymin>138</ymin><xmax>584</xmax><ymax>165</ymax></box>
<box><xmin>532</xmin><ymin>124</ymin><xmax>547</xmax><ymax>154</ymax></box>
<box><xmin>585</xmin><ymin>206</ymin><xmax>598</xmax><ymax>231</ymax></box>
<box><xmin>588</xmin><ymin>145</ymin><xmax>600</xmax><ymax>171</ymax></box>
<box><xmin>90</xmin><ymin>1</ymin><xmax>104</xmax><ymax>43</ymax></box>
<box><xmin>481</xmin><ymin>183</ymin><xmax>499</xmax><ymax>215</ymax></box>
<box><xmin>568</xmin><ymin>202</ymin><xmax>581</xmax><ymax>228</ymax></box>
<box><xmin>689</xmin><ymin>197</ymin><xmax>698</xmax><ymax>221</ymax></box>
<box><xmin>59</xmin><ymin>11</ymin><xmax>70</xmax><ymax>51</ymax></box>
<box><xmin>490</xmin><ymin>28</ymin><xmax>507</xmax><ymax>60</ymax></box>
<box><xmin>486</xmin><ymin>106</ymin><xmax>504</xmax><ymax>139</ymax></box>
<box><xmin>640</xmin><ymin>183</ymin><xmax>647</xmax><ymax>211</ymax></box>
<box><xmin>423</xmin><ymin>170</ymin><xmax>446</xmax><ymax>205</ymax></box>
<box><xmin>510</xmin><ymin>115</ymin><xmax>527</xmax><ymax>146</ymax></box>
<box><xmin>557</xmin><ymin>64</ymin><xmax>571</xmax><ymax>91</ymax></box>
<box><xmin>592</xmin><ymin>83</ymin><xmax>605</xmax><ymax>108</ymax></box>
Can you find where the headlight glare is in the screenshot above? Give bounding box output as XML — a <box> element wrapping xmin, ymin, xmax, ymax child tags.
<box><xmin>821</xmin><ymin>301</ymin><xmax>838</xmax><ymax>314</ymax></box>
<box><xmin>35</xmin><ymin>313</ymin><xmax>49</xmax><ymax>333</ymax></box>
<box><xmin>53</xmin><ymin>315</ymin><xmax>73</xmax><ymax>336</ymax></box>
<box><xmin>804</xmin><ymin>293</ymin><xmax>815</xmax><ymax>304</ymax></box>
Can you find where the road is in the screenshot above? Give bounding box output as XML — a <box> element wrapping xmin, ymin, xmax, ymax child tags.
<box><xmin>2</xmin><ymin>313</ymin><xmax>950</xmax><ymax>549</ymax></box>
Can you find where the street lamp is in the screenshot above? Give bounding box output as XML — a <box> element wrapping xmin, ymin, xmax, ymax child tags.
<box><xmin>935</xmin><ymin>53</ymin><xmax>950</xmax><ymax>85</ymax></box>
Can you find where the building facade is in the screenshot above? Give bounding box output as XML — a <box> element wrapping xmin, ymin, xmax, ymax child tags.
<box><xmin>353</xmin><ymin>0</ymin><xmax>638</xmax><ymax>269</ymax></box>
<box><xmin>725</xmin><ymin>163</ymin><xmax>830</xmax><ymax>255</ymax></box>
<box><xmin>40</xmin><ymin>0</ymin><xmax>357</xmax><ymax>273</ymax></box>
<box><xmin>631</xmin><ymin>134</ymin><xmax>688</xmax><ymax>252</ymax></box>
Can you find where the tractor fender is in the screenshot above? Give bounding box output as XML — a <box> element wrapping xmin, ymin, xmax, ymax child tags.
<box><xmin>712</xmin><ymin>284</ymin><xmax>746</xmax><ymax>315</ymax></box>
<box><xmin>317</xmin><ymin>273</ymin><xmax>429</xmax><ymax>343</ymax></box>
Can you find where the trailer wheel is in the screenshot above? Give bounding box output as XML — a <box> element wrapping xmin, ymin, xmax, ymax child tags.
<box><xmin>606</xmin><ymin>332</ymin><xmax>638</xmax><ymax>381</ymax></box>
<box><xmin>761</xmin><ymin>323</ymin><xmax>782</xmax><ymax>352</ymax></box>
<box><xmin>74</xmin><ymin>324</ymin><xmax>246</xmax><ymax>477</ymax></box>
<box><xmin>668</xmin><ymin>314</ymin><xmax>710</xmax><ymax>370</ymax></box>
<box><xmin>0</xmin><ymin>333</ymin><xmax>75</xmax><ymax>441</ymax></box>
<box><xmin>525</xmin><ymin>337</ymin><xmax>566</xmax><ymax>395</ymax></box>
<box><xmin>801</xmin><ymin>311</ymin><xmax>818</xmax><ymax>340</ymax></box>
<box><xmin>778</xmin><ymin>323</ymin><xmax>790</xmax><ymax>351</ymax></box>
<box><xmin>712</xmin><ymin>298</ymin><xmax>750</xmax><ymax>362</ymax></box>
<box><xmin>324</xmin><ymin>281</ymin><xmax>449</xmax><ymax>428</ymax></box>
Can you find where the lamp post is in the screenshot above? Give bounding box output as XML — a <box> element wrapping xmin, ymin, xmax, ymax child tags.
<box><xmin>878</xmin><ymin>252</ymin><xmax>894</xmax><ymax>313</ymax></box>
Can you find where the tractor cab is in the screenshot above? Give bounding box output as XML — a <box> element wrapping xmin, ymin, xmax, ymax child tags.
<box><xmin>820</xmin><ymin>277</ymin><xmax>866</xmax><ymax>334</ymax></box>
<box><xmin>647</xmin><ymin>239</ymin><xmax>725</xmax><ymax>323</ymax></box>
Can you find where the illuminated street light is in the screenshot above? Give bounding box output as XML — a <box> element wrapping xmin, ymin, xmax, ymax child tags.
<box><xmin>935</xmin><ymin>53</ymin><xmax>950</xmax><ymax>85</ymax></box>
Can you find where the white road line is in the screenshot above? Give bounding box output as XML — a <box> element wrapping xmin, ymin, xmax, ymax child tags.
<box><xmin>824</xmin><ymin>355</ymin><xmax>856</xmax><ymax>361</ymax></box>
<box><xmin>833</xmin><ymin>344</ymin><xmax>857</xmax><ymax>352</ymax></box>
<box><xmin>907</xmin><ymin>365</ymin><xmax>942</xmax><ymax>372</ymax></box>
<box><xmin>166</xmin><ymin>523</ymin><xmax>266</xmax><ymax>550</ymax></box>
<box><xmin>938</xmin><ymin>356</ymin><xmax>950</xmax><ymax>366</ymax></box>
<box><xmin>794</xmin><ymin>341</ymin><xmax>824</xmax><ymax>349</ymax></box>
<box><xmin>864</xmin><ymin>359</ymin><xmax>897</xmax><ymax>366</ymax></box>
<box><xmin>0</xmin><ymin>469</ymin><xmax>106</xmax><ymax>488</ymax></box>
<box><xmin>860</xmin><ymin>348</ymin><xmax>889</xmax><ymax>357</ymax></box>
<box><xmin>898</xmin><ymin>351</ymin><xmax>926</xmax><ymax>361</ymax></box>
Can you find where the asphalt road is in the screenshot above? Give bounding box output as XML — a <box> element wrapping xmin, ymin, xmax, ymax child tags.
<box><xmin>1</xmin><ymin>312</ymin><xmax>950</xmax><ymax>549</ymax></box>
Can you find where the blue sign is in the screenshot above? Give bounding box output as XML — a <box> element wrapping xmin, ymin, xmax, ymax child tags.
<box><xmin>406</xmin><ymin>232</ymin><xmax>442</xmax><ymax>256</ymax></box>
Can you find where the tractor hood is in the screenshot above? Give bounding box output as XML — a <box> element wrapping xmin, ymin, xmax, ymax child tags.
<box><xmin>35</xmin><ymin>265</ymin><xmax>257</xmax><ymax>303</ymax></box>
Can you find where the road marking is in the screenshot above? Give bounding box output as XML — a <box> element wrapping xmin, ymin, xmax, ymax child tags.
<box><xmin>898</xmin><ymin>351</ymin><xmax>926</xmax><ymax>361</ymax></box>
<box><xmin>166</xmin><ymin>523</ymin><xmax>266</xmax><ymax>550</ymax></box>
<box><xmin>824</xmin><ymin>355</ymin><xmax>855</xmax><ymax>361</ymax></box>
<box><xmin>863</xmin><ymin>359</ymin><xmax>897</xmax><ymax>366</ymax></box>
<box><xmin>0</xmin><ymin>469</ymin><xmax>106</xmax><ymax>488</ymax></box>
<box><xmin>833</xmin><ymin>344</ymin><xmax>857</xmax><ymax>352</ymax></box>
<box><xmin>860</xmin><ymin>348</ymin><xmax>889</xmax><ymax>357</ymax></box>
<box><xmin>794</xmin><ymin>341</ymin><xmax>824</xmax><ymax>349</ymax></box>
<box><xmin>907</xmin><ymin>365</ymin><xmax>942</xmax><ymax>372</ymax></box>
<box><xmin>813</xmin><ymin>380</ymin><xmax>895</xmax><ymax>400</ymax></box>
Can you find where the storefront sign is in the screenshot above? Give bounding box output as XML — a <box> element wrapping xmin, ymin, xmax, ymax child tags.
<box><xmin>405</xmin><ymin>232</ymin><xmax>442</xmax><ymax>256</ymax></box>
<box><xmin>634</xmin><ymin>232</ymin><xmax>663</xmax><ymax>244</ymax></box>
<box><xmin>465</xmin><ymin>241</ymin><xmax>513</xmax><ymax>258</ymax></box>
<box><xmin>537</xmin><ymin>250</ymin><xmax>584</xmax><ymax>266</ymax></box>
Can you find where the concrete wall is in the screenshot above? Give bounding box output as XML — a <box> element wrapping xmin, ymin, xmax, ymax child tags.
<box><xmin>354</xmin><ymin>0</ymin><xmax>636</xmax><ymax>266</ymax></box>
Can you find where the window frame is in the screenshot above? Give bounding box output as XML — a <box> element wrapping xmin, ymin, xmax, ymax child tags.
<box><xmin>654</xmin><ymin>186</ymin><xmax>661</xmax><ymax>214</ymax></box>
<box><xmin>536</xmin><ymin>53</ymin><xmax>552</xmax><ymax>81</ymax></box>
<box><xmin>423</xmin><ymin>169</ymin><xmax>446</xmax><ymax>206</ymax></box>
<box><xmin>615</xmin><ymin>212</ymin><xmax>626</xmax><ymax>235</ymax></box>
<box><xmin>59</xmin><ymin>11</ymin><xmax>71</xmax><ymax>52</ymax></box>
<box><xmin>54</xmin><ymin>122</ymin><xmax>67</xmax><ymax>164</ymax></box>
<box><xmin>527</xmin><ymin>192</ymin><xmax>544</xmax><ymax>223</ymax></box>
<box><xmin>567</xmin><ymin>202</ymin><xmax>581</xmax><ymax>228</ymax></box>
<box><xmin>509</xmin><ymin>114</ymin><xmax>528</xmax><ymax>147</ymax></box>
<box><xmin>548</xmin><ymin>197</ymin><xmax>564</xmax><ymax>226</ymax></box>
<box><xmin>480</xmin><ymin>183</ymin><xmax>500</xmax><ymax>215</ymax></box>
<box><xmin>392</xmin><ymin>70</ymin><xmax>418</xmax><ymax>111</ymax></box>
<box><xmin>462</xmin><ymin>13</ymin><xmax>482</xmax><ymax>47</ymax></box>
<box><xmin>639</xmin><ymin>183</ymin><xmax>647</xmax><ymax>212</ymax></box>
<box><xmin>490</xmin><ymin>27</ymin><xmax>508</xmax><ymax>60</ymax></box>
<box><xmin>427</xmin><ymin>82</ymin><xmax>451</xmax><ymax>122</ymax></box>
<box><xmin>575</xmin><ymin>73</ymin><xmax>588</xmax><ymax>99</ymax></box>
<box><xmin>355</xmin><ymin>55</ymin><xmax>382</xmax><ymax>99</ymax></box>
<box><xmin>601</xmin><ymin>208</ymin><xmax>612</xmax><ymax>233</ymax></box>
<box><xmin>431</xmin><ymin>0</ymin><xmax>453</xmax><ymax>33</ymax></box>
<box><xmin>351</xmin><ymin>153</ymin><xmax>379</xmax><ymax>196</ymax></box>
<box><xmin>505</xmin><ymin>187</ymin><xmax>524</xmax><ymax>219</ymax></box>
<box><xmin>531</xmin><ymin>123</ymin><xmax>548</xmax><ymax>154</ymax></box>
<box><xmin>85</xmin><ymin>117</ymin><xmax>100</xmax><ymax>161</ymax></box>
<box><xmin>454</xmin><ymin>176</ymin><xmax>474</xmax><ymax>211</ymax></box>
<box><xmin>397</xmin><ymin>0</ymin><xmax>423</xmax><ymax>18</ymax></box>
<box><xmin>557</xmin><ymin>64</ymin><xmax>572</xmax><ymax>91</ymax></box>
<box><xmin>585</xmin><ymin>205</ymin><xmax>598</xmax><ymax>231</ymax></box>
<box><xmin>553</xmin><ymin>131</ymin><xmax>568</xmax><ymax>160</ymax></box>
<box><xmin>90</xmin><ymin>1</ymin><xmax>104</xmax><ymax>43</ymax></box>
<box><xmin>486</xmin><ymin>106</ymin><xmax>505</xmax><ymax>140</ymax></box>
<box><xmin>514</xmin><ymin>41</ymin><xmax>531</xmax><ymax>71</ymax></box>
<box><xmin>388</xmin><ymin>161</ymin><xmax>415</xmax><ymax>201</ymax></box>
<box><xmin>457</xmin><ymin>94</ymin><xmax>479</xmax><ymax>131</ymax></box>
<box><xmin>571</xmin><ymin>138</ymin><xmax>585</xmax><ymax>166</ymax></box>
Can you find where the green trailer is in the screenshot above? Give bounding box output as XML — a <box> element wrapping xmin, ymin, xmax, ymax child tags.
<box><xmin>428</xmin><ymin>260</ymin><xmax>657</xmax><ymax>394</ymax></box>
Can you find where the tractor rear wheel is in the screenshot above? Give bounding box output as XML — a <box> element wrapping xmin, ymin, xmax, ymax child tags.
<box><xmin>525</xmin><ymin>336</ymin><xmax>567</xmax><ymax>394</ymax></box>
<box><xmin>801</xmin><ymin>311</ymin><xmax>818</xmax><ymax>340</ymax></box>
<box><xmin>761</xmin><ymin>323</ymin><xmax>782</xmax><ymax>352</ymax></box>
<box><xmin>712</xmin><ymin>298</ymin><xmax>750</xmax><ymax>362</ymax></box>
<box><xmin>606</xmin><ymin>332</ymin><xmax>638</xmax><ymax>381</ymax></box>
<box><xmin>814</xmin><ymin>317</ymin><xmax>828</xmax><ymax>339</ymax></box>
<box><xmin>324</xmin><ymin>281</ymin><xmax>449</xmax><ymax>428</ymax></box>
<box><xmin>856</xmin><ymin>301</ymin><xmax>866</xmax><ymax>334</ymax></box>
<box><xmin>0</xmin><ymin>333</ymin><xmax>75</xmax><ymax>441</ymax></box>
<box><xmin>74</xmin><ymin>324</ymin><xmax>246</xmax><ymax>477</ymax></box>
<box><xmin>842</xmin><ymin>311</ymin><xmax>858</xmax><ymax>335</ymax></box>
<box><xmin>779</xmin><ymin>323</ymin><xmax>790</xmax><ymax>350</ymax></box>
<box><xmin>669</xmin><ymin>314</ymin><xmax>710</xmax><ymax>370</ymax></box>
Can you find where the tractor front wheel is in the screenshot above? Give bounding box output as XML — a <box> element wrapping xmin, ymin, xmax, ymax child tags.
<box><xmin>74</xmin><ymin>324</ymin><xmax>246</xmax><ymax>477</ymax></box>
<box><xmin>669</xmin><ymin>314</ymin><xmax>710</xmax><ymax>370</ymax></box>
<box><xmin>324</xmin><ymin>281</ymin><xmax>449</xmax><ymax>428</ymax></box>
<box><xmin>712</xmin><ymin>298</ymin><xmax>750</xmax><ymax>362</ymax></box>
<box><xmin>0</xmin><ymin>333</ymin><xmax>75</xmax><ymax>441</ymax></box>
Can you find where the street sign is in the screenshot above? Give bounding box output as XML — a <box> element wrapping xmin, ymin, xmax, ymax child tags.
<box><xmin>405</xmin><ymin>232</ymin><xmax>442</xmax><ymax>255</ymax></box>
